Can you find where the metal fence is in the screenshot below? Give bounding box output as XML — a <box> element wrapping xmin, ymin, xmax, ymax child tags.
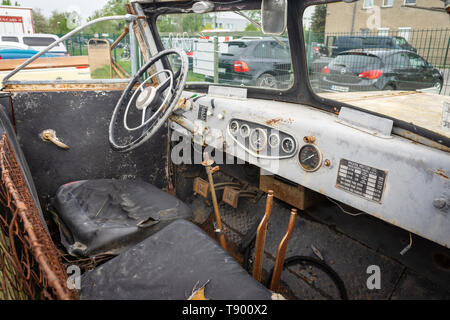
<box><xmin>305</xmin><ymin>28</ymin><xmax>450</xmax><ymax>95</ymax></box>
<box><xmin>60</xmin><ymin>33</ymin><xmax>143</xmax><ymax>77</ymax></box>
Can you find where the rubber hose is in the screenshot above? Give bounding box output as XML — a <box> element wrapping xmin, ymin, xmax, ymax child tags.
<box><xmin>267</xmin><ymin>255</ymin><xmax>348</xmax><ymax>300</ymax></box>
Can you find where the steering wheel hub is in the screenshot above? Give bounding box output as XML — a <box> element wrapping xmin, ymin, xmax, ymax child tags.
<box><xmin>136</xmin><ymin>86</ymin><xmax>156</xmax><ymax>110</ymax></box>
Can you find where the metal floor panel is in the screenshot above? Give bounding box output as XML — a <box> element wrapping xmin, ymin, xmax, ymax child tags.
<box><xmin>191</xmin><ymin>194</ymin><xmax>450</xmax><ymax>299</ymax></box>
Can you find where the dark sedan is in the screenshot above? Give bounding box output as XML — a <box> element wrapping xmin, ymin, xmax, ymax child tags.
<box><xmin>319</xmin><ymin>49</ymin><xmax>443</xmax><ymax>93</ymax></box>
<box><xmin>208</xmin><ymin>38</ymin><xmax>292</xmax><ymax>89</ymax></box>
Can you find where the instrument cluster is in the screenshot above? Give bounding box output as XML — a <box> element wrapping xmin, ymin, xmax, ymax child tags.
<box><xmin>227</xmin><ymin>119</ymin><xmax>298</xmax><ymax>159</ymax></box>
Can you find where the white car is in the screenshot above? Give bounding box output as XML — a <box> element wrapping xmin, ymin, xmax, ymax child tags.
<box><xmin>0</xmin><ymin>41</ymin><xmax>30</xmax><ymax>50</ymax></box>
<box><xmin>1</xmin><ymin>34</ymin><xmax>68</xmax><ymax>56</ymax></box>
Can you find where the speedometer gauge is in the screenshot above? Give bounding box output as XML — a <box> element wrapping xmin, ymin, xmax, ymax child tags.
<box><xmin>250</xmin><ymin>128</ymin><xmax>267</xmax><ymax>152</ymax></box>
<box><xmin>299</xmin><ymin>144</ymin><xmax>322</xmax><ymax>172</ymax></box>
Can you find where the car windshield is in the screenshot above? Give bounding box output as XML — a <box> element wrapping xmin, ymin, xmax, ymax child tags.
<box><xmin>395</xmin><ymin>37</ymin><xmax>407</xmax><ymax>46</ymax></box>
<box><xmin>157</xmin><ymin>10</ymin><xmax>293</xmax><ymax>90</ymax></box>
<box><xmin>334</xmin><ymin>53</ymin><xmax>382</xmax><ymax>68</ymax></box>
<box><xmin>226</xmin><ymin>42</ymin><xmax>248</xmax><ymax>55</ymax></box>
<box><xmin>22</xmin><ymin>37</ymin><xmax>56</xmax><ymax>47</ymax></box>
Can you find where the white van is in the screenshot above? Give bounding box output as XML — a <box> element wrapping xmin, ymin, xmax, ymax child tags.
<box><xmin>0</xmin><ymin>34</ymin><xmax>68</xmax><ymax>56</ymax></box>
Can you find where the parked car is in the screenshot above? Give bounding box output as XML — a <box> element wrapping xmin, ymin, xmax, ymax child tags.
<box><xmin>309</xmin><ymin>56</ymin><xmax>333</xmax><ymax>81</ymax></box>
<box><xmin>330</xmin><ymin>36</ymin><xmax>417</xmax><ymax>56</ymax></box>
<box><xmin>206</xmin><ymin>38</ymin><xmax>292</xmax><ymax>89</ymax></box>
<box><xmin>319</xmin><ymin>49</ymin><xmax>443</xmax><ymax>93</ymax></box>
<box><xmin>1</xmin><ymin>34</ymin><xmax>68</xmax><ymax>56</ymax></box>
<box><xmin>310</xmin><ymin>42</ymin><xmax>329</xmax><ymax>61</ymax></box>
<box><xmin>0</xmin><ymin>41</ymin><xmax>30</xmax><ymax>51</ymax></box>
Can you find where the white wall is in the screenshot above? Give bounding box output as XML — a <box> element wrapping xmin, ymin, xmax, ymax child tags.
<box><xmin>0</xmin><ymin>6</ymin><xmax>34</xmax><ymax>35</ymax></box>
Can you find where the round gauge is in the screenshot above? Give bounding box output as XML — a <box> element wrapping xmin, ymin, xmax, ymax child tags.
<box><xmin>229</xmin><ymin>120</ymin><xmax>239</xmax><ymax>135</ymax></box>
<box><xmin>240</xmin><ymin>124</ymin><xmax>250</xmax><ymax>138</ymax></box>
<box><xmin>250</xmin><ymin>128</ymin><xmax>268</xmax><ymax>152</ymax></box>
<box><xmin>298</xmin><ymin>144</ymin><xmax>322</xmax><ymax>172</ymax></box>
<box><xmin>281</xmin><ymin>137</ymin><xmax>295</xmax><ymax>154</ymax></box>
<box><xmin>269</xmin><ymin>133</ymin><xmax>280</xmax><ymax>148</ymax></box>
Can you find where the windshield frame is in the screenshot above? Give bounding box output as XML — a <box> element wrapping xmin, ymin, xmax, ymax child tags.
<box><xmin>146</xmin><ymin>0</ymin><xmax>307</xmax><ymax>106</ymax></box>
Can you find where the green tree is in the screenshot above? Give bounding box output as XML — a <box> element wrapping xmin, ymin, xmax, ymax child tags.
<box><xmin>181</xmin><ymin>14</ymin><xmax>204</xmax><ymax>33</ymax></box>
<box><xmin>157</xmin><ymin>15</ymin><xmax>177</xmax><ymax>33</ymax></box>
<box><xmin>33</xmin><ymin>9</ymin><xmax>51</xmax><ymax>33</ymax></box>
<box><xmin>310</xmin><ymin>4</ymin><xmax>327</xmax><ymax>42</ymax></box>
<box><xmin>201</xmin><ymin>22</ymin><xmax>213</xmax><ymax>31</ymax></box>
<box><xmin>85</xmin><ymin>0</ymin><xmax>128</xmax><ymax>35</ymax></box>
<box><xmin>244</xmin><ymin>23</ymin><xmax>259</xmax><ymax>32</ymax></box>
<box><xmin>49</xmin><ymin>11</ymin><xmax>70</xmax><ymax>35</ymax></box>
<box><xmin>1</xmin><ymin>0</ymin><xmax>12</xmax><ymax>5</ymax></box>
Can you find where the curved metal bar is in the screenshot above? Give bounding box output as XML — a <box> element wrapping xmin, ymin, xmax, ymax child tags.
<box><xmin>253</xmin><ymin>190</ymin><xmax>274</xmax><ymax>282</ymax></box>
<box><xmin>2</xmin><ymin>14</ymin><xmax>139</xmax><ymax>86</ymax></box>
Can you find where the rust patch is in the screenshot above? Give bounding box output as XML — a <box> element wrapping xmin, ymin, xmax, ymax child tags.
<box><xmin>435</xmin><ymin>169</ymin><xmax>449</xmax><ymax>180</ymax></box>
<box><xmin>265</xmin><ymin>117</ymin><xmax>294</xmax><ymax>127</ymax></box>
<box><xmin>265</xmin><ymin>118</ymin><xmax>283</xmax><ymax>126</ymax></box>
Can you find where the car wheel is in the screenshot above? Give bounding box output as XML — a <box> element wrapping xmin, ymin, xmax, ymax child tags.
<box><xmin>256</xmin><ymin>73</ymin><xmax>278</xmax><ymax>89</ymax></box>
<box><xmin>383</xmin><ymin>84</ymin><xmax>395</xmax><ymax>91</ymax></box>
<box><xmin>433</xmin><ymin>80</ymin><xmax>443</xmax><ymax>93</ymax></box>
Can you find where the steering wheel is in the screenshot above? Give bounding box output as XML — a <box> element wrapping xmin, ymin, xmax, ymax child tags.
<box><xmin>109</xmin><ymin>49</ymin><xmax>188</xmax><ymax>152</ymax></box>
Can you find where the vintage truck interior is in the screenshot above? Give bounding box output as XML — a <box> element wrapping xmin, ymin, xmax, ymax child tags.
<box><xmin>0</xmin><ymin>0</ymin><xmax>449</xmax><ymax>300</ymax></box>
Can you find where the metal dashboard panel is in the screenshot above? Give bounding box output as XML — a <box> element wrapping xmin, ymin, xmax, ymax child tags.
<box><xmin>171</xmin><ymin>91</ymin><xmax>450</xmax><ymax>248</ymax></box>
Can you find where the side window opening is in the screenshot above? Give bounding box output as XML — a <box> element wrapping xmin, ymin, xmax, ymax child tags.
<box><xmin>304</xmin><ymin>2</ymin><xmax>448</xmax><ymax>96</ymax></box>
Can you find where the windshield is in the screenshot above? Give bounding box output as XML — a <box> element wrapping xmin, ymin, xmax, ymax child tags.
<box><xmin>303</xmin><ymin>1</ymin><xmax>450</xmax><ymax>140</ymax></box>
<box><xmin>157</xmin><ymin>10</ymin><xmax>293</xmax><ymax>90</ymax></box>
<box><xmin>304</xmin><ymin>2</ymin><xmax>448</xmax><ymax>96</ymax></box>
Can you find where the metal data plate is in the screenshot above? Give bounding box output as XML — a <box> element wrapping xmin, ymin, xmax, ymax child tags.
<box><xmin>197</xmin><ymin>105</ymin><xmax>208</xmax><ymax>121</ymax></box>
<box><xmin>336</xmin><ymin>159</ymin><xmax>387</xmax><ymax>203</ymax></box>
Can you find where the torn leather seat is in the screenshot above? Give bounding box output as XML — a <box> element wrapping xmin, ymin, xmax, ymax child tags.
<box><xmin>81</xmin><ymin>219</ymin><xmax>273</xmax><ymax>300</ymax></box>
<box><xmin>51</xmin><ymin>179</ymin><xmax>192</xmax><ymax>257</ymax></box>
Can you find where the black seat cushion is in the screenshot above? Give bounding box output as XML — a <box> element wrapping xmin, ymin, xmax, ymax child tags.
<box><xmin>51</xmin><ymin>179</ymin><xmax>192</xmax><ymax>257</ymax></box>
<box><xmin>81</xmin><ymin>219</ymin><xmax>273</xmax><ymax>300</ymax></box>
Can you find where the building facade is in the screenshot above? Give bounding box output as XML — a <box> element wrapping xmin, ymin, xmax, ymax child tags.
<box><xmin>0</xmin><ymin>5</ymin><xmax>34</xmax><ymax>35</ymax></box>
<box><xmin>322</xmin><ymin>0</ymin><xmax>450</xmax><ymax>65</ymax></box>
<box><xmin>325</xmin><ymin>0</ymin><xmax>449</xmax><ymax>39</ymax></box>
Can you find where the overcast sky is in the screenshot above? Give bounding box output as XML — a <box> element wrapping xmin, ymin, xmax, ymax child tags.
<box><xmin>16</xmin><ymin>0</ymin><xmax>110</xmax><ymax>20</ymax></box>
